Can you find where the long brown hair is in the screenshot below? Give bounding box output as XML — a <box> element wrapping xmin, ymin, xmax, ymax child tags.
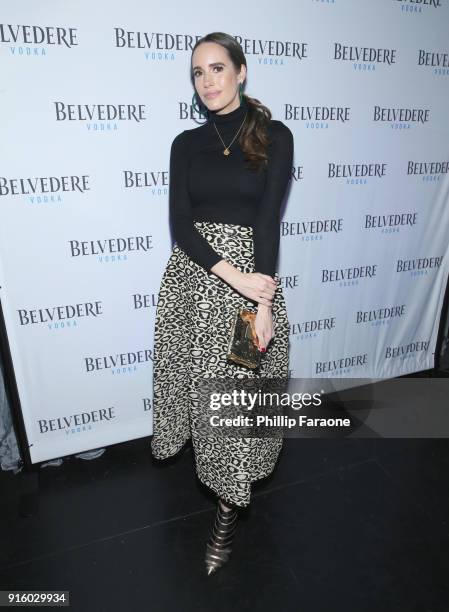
<box><xmin>191</xmin><ymin>32</ymin><xmax>272</xmax><ymax>173</ymax></box>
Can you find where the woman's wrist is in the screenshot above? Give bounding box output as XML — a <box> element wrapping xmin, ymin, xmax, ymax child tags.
<box><xmin>210</xmin><ymin>259</ymin><xmax>243</xmax><ymax>286</ymax></box>
<box><xmin>257</xmin><ymin>303</ymin><xmax>272</xmax><ymax>312</ymax></box>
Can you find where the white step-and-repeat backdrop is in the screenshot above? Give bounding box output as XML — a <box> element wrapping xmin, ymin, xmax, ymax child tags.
<box><xmin>1</xmin><ymin>0</ymin><xmax>448</xmax><ymax>462</ymax></box>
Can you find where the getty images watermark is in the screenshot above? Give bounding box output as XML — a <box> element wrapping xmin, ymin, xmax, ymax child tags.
<box><xmin>188</xmin><ymin>376</ymin><xmax>449</xmax><ymax>439</ymax></box>
<box><xmin>208</xmin><ymin>387</ymin><xmax>345</xmax><ymax>429</ymax></box>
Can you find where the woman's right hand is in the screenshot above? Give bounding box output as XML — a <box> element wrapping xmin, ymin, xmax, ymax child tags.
<box><xmin>231</xmin><ymin>272</ymin><xmax>277</xmax><ymax>307</ymax></box>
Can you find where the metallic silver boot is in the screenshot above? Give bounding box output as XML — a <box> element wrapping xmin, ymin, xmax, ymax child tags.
<box><xmin>205</xmin><ymin>498</ymin><xmax>239</xmax><ymax>575</ymax></box>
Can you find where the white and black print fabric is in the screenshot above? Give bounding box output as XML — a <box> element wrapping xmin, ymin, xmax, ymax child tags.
<box><xmin>151</xmin><ymin>221</ymin><xmax>290</xmax><ymax>507</ymax></box>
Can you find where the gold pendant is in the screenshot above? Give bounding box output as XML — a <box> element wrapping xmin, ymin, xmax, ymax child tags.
<box><xmin>223</xmin><ymin>148</ymin><xmax>230</xmax><ymax>156</ymax></box>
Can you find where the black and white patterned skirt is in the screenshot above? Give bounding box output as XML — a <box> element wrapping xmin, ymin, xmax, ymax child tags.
<box><xmin>150</xmin><ymin>221</ymin><xmax>290</xmax><ymax>507</ymax></box>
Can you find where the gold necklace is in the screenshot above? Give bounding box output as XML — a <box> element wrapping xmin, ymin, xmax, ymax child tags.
<box><xmin>213</xmin><ymin>112</ymin><xmax>248</xmax><ymax>156</ymax></box>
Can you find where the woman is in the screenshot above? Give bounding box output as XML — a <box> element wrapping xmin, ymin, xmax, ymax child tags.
<box><xmin>150</xmin><ymin>31</ymin><xmax>294</xmax><ymax>575</ymax></box>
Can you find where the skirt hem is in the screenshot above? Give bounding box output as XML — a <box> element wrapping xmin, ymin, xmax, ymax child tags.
<box><xmin>150</xmin><ymin>435</ymin><xmax>191</xmax><ymax>461</ymax></box>
<box><xmin>195</xmin><ymin>451</ymin><xmax>282</xmax><ymax>508</ymax></box>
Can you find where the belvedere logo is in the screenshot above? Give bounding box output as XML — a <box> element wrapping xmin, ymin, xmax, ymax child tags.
<box><xmin>0</xmin><ymin>23</ymin><xmax>78</xmax><ymax>48</ymax></box>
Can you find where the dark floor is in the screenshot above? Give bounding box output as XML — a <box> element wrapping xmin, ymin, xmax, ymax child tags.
<box><xmin>1</xmin><ymin>373</ymin><xmax>449</xmax><ymax>612</ymax></box>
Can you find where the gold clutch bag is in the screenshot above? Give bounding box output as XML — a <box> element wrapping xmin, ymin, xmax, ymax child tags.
<box><xmin>226</xmin><ymin>308</ymin><xmax>261</xmax><ymax>369</ymax></box>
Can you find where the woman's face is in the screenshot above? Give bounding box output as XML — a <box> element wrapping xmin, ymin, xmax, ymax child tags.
<box><xmin>192</xmin><ymin>42</ymin><xmax>246</xmax><ymax>115</ymax></box>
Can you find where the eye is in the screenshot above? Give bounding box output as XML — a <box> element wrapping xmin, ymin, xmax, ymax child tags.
<box><xmin>193</xmin><ymin>66</ymin><xmax>224</xmax><ymax>78</ymax></box>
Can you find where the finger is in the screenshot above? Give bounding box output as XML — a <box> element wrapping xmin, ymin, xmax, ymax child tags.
<box><xmin>255</xmin><ymin>295</ymin><xmax>272</xmax><ymax>306</ymax></box>
<box><xmin>259</xmin><ymin>285</ymin><xmax>276</xmax><ymax>297</ymax></box>
<box><xmin>261</xmin><ymin>284</ymin><xmax>275</xmax><ymax>295</ymax></box>
<box><xmin>261</xmin><ymin>287</ymin><xmax>276</xmax><ymax>300</ymax></box>
<box><xmin>259</xmin><ymin>273</ymin><xmax>277</xmax><ymax>286</ymax></box>
<box><xmin>259</xmin><ymin>291</ymin><xmax>274</xmax><ymax>302</ymax></box>
<box><xmin>263</xmin><ymin>280</ymin><xmax>276</xmax><ymax>291</ymax></box>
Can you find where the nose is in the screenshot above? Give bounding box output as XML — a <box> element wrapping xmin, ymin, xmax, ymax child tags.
<box><xmin>203</xmin><ymin>73</ymin><xmax>214</xmax><ymax>88</ymax></box>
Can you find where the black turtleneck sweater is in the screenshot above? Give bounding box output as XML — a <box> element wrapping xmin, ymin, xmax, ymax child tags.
<box><xmin>168</xmin><ymin>98</ymin><xmax>294</xmax><ymax>277</ymax></box>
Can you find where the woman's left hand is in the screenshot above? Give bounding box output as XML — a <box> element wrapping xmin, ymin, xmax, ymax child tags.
<box><xmin>254</xmin><ymin>305</ymin><xmax>274</xmax><ymax>351</ymax></box>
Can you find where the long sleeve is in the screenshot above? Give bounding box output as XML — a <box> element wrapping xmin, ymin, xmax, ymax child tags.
<box><xmin>253</xmin><ymin>123</ymin><xmax>294</xmax><ymax>277</ymax></box>
<box><xmin>169</xmin><ymin>131</ymin><xmax>224</xmax><ymax>273</ymax></box>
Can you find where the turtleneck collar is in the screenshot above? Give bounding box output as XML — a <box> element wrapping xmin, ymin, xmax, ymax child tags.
<box><xmin>207</xmin><ymin>97</ymin><xmax>248</xmax><ymax>125</ymax></box>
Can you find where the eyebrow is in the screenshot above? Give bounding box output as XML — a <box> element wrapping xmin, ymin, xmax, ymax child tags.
<box><xmin>192</xmin><ymin>62</ymin><xmax>225</xmax><ymax>71</ymax></box>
